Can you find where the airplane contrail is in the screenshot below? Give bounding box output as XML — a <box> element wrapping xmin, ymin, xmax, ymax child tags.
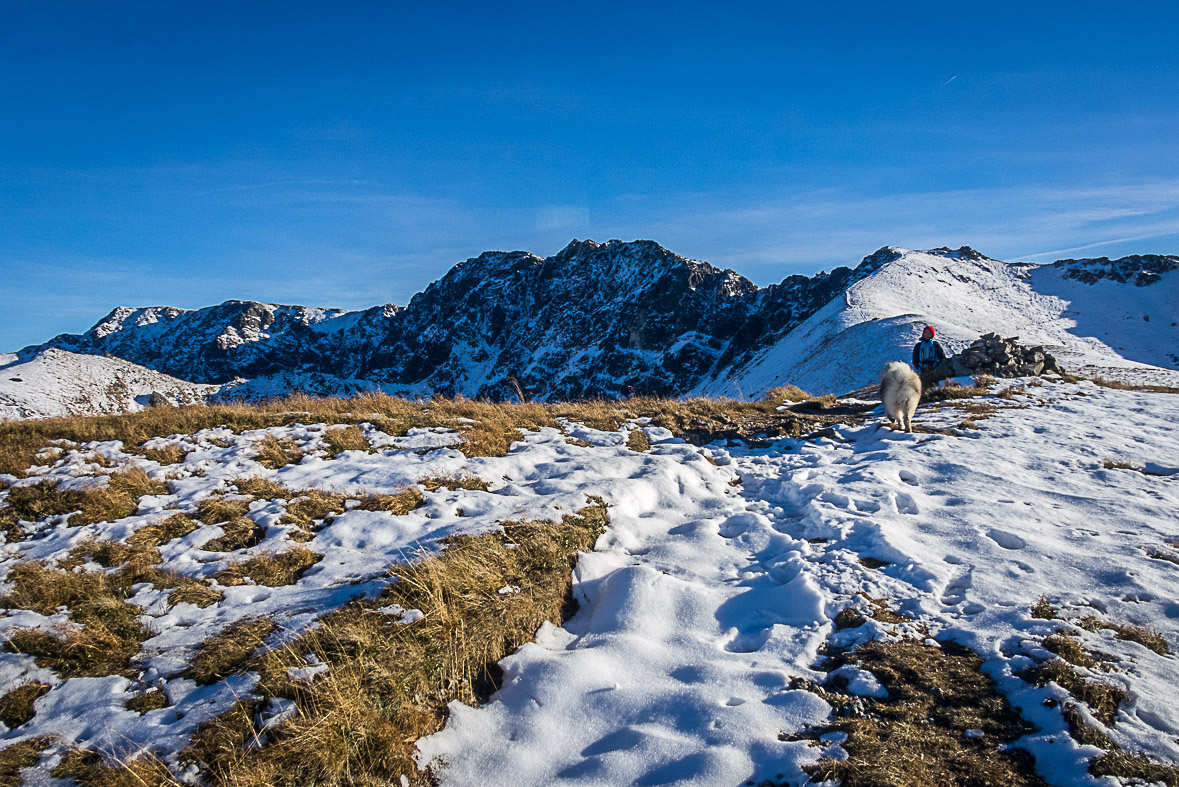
<box><xmin>942</xmin><ymin>75</ymin><xmax>958</xmax><ymax>87</ymax></box>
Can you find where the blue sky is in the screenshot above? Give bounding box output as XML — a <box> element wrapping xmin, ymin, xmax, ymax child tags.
<box><xmin>2</xmin><ymin>1</ymin><xmax>1178</xmax><ymax>349</ymax></box>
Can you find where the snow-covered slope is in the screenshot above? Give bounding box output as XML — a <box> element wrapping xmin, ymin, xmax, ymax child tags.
<box><xmin>701</xmin><ymin>247</ymin><xmax>1179</xmax><ymax>396</ymax></box>
<box><xmin>0</xmin><ymin>350</ymin><xmax>217</xmax><ymax>421</ymax></box>
<box><xmin>2</xmin><ymin>381</ymin><xmax>1177</xmax><ymax>784</ymax></box>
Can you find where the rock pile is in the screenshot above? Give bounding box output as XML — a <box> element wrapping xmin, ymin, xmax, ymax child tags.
<box><xmin>944</xmin><ymin>333</ymin><xmax>1062</xmax><ymax>378</ymax></box>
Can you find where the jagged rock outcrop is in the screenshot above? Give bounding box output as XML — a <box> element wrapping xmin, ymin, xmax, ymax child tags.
<box><xmin>1052</xmin><ymin>254</ymin><xmax>1179</xmax><ymax>287</ymax></box>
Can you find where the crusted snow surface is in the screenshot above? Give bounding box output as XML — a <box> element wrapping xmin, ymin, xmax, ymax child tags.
<box><xmin>419</xmin><ymin>381</ymin><xmax>1179</xmax><ymax>785</ymax></box>
<box><xmin>0</xmin><ymin>349</ymin><xmax>217</xmax><ymax>421</ymax></box>
<box><xmin>1</xmin><ymin>382</ymin><xmax>1177</xmax><ymax>784</ymax></box>
<box><xmin>702</xmin><ymin>248</ymin><xmax>1179</xmax><ymax>396</ymax></box>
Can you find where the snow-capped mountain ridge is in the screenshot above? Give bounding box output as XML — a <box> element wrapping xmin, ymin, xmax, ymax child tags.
<box><xmin>11</xmin><ymin>241</ymin><xmax>1178</xmax><ymax>414</ymax></box>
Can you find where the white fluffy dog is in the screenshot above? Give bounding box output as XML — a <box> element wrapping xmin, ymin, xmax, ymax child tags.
<box><xmin>880</xmin><ymin>361</ymin><xmax>921</xmax><ymax>433</ymax></box>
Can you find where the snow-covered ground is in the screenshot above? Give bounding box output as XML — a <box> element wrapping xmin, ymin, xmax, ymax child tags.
<box><xmin>700</xmin><ymin>248</ymin><xmax>1179</xmax><ymax>397</ymax></box>
<box><xmin>0</xmin><ymin>349</ymin><xmax>216</xmax><ymax>421</ymax></box>
<box><xmin>1</xmin><ymin>380</ymin><xmax>1178</xmax><ymax>784</ymax></box>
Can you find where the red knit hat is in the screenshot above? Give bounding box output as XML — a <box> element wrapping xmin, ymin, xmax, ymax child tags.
<box><xmin>922</xmin><ymin>325</ymin><xmax>935</xmax><ymax>338</ymax></box>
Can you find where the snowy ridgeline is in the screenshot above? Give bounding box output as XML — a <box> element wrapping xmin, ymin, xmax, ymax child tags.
<box><xmin>4</xmin><ymin>243</ymin><xmax>1177</xmax><ymax>418</ymax></box>
<box><xmin>0</xmin><ymin>379</ymin><xmax>1177</xmax><ymax>784</ymax></box>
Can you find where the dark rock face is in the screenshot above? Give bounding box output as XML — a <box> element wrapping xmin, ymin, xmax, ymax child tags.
<box><xmin>35</xmin><ymin>239</ymin><xmax>898</xmax><ymax>400</ymax></box>
<box><xmin>36</xmin><ymin>242</ymin><xmax>1164</xmax><ymax>401</ymax></box>
<box><xmin>1052</xmin><ymin>254</ymin><xmax>1179</xmax><ymax>287</ymax></box>
<box><xmin>944</xmin><ymin>333</ymin><xmax>1060</xmax><ymax>379</ymax></box>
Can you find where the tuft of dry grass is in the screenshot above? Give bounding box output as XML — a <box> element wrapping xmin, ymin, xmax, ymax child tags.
<box><xmin>1147</xmin><ymin>547</ymin><xmax>1179</xmax><ymax>566</ymax></box>
<box><xmin>1090</xmin><ymin>377</ymin><xmax>1179</xmax><ymax>395</ymax></box>
<box><xmin>139</xmin><ymin>444</ymin><xmax>190</xmax><ymax>465</ymax></box>
<box><xmin>1020</xmin><ymin>660</ymin><xmax>1126</xmax><ymax>726</ymax></box>
<box><xmin>322</xmin><ymin>425</ymin><xmax>373</xmax><ymax>457</ymax></box>
<box><xmin>1062</xmin><ymin>702</ymin><xmax>1116</xmax><ymax>750</ymax></box>
<box><xmin>185</xmin><ymin>618</ymin><xmax>279</xmax><ymax>686</ymax></box>
<box><xmin>922</xmin><ymin>381</ymin><xmax>991</xmax><ymax>403</ymax></box>
<box><xmin>418</xmin><ymin>475</ymin><xmax>490</xmax><ymax>492</ymax></box>
<box><xmin>0</xmin><ymin>738</ymin><xmax>51</xmax><ymax>786</ymax></box>
<box><xmin>1103</xmin><ymin>457</ymin><xmax>1142</xmax><ymax>471</ymax></box>
<box><xmin>833</xmin><ymin>607</ymin><xmax>867</xmax><ymax>630</ymax></box>
<box><xmin>0</xmin><ymin>467</ymin><xmax>166</xmax><ymax>540</ymax></box>
<box><xmin>217</xmin><ymin>547</ymin><xmax>323</xmax><ymax>587</ymax></box>
<box><xmin>232</xmin><ymin>477</ymin><xmax>295</xmax><ymax>499</ymax></box>
<box><xmin>51</xmin><ymin>749</ymin><xmax>179</xmax><ymax>787</ymax></box>
<box><xmin>0</xmin><ymin>681</ymin><xmax>51</xmax><ymax>729</ymax></box>
<box><xmin>174</xmin><ymin>499</ymin><xmax>609</xmax><ymax>787</ymax></box>
<box><xmin>1091</xmin><ymin>750</ymin><xmax>1179</xmax><ymax>785</ymax></box>
<box><xmin>1042</xmin><ymin>632</ymin><xmax>1097</xmax><ymax>668</ymax></box>
<box><xmin>356</xmin><ymin>489</ymin><xmax>424</xmax><ymax>516</ymax></box>
<box><xmin>625</xmin><ymin>428</ymin><xmax>651</xmax><ymax>452</ymax></box>
<box><xmin>127</xmin><ymin>513</ymin><xmax>200</xmax><ymax>548</ymax></box>
<box><xmin>0</xmin><ymin>561</ymin><xmax>152</xmax><ymax>678</ymax></box>
<box><xmin>201</xmin><ymin>516</ymin><xmax>267</xmax><ymax>552</ymax></box>
<box><xmin>1078</xmin><ymin>616</ymin><xmax>1170</xmax><ymax>656</ymax></box>
<box><xmin>278</xmin><ymin>491</ymin><xmax>346</xmax><ymax>542</ymax></box>
<box><xmin>1031</xmin><ymin>596</ymin><xmax>1057</xmax><ymax>620</ymax></box>
<box><xmin>126</xmin><ymin>690</ymin><xmax>170</xmax><ymax>715</ymax></box>
<box><xmin>254</xmin><ymin>436</ymin><xmax>304</xmax><ymax>469</ymax></box>
<box><xmin>803</xmin><ymin>639</ymin><xmax>1046</xmax><ymax>787</ymax></box>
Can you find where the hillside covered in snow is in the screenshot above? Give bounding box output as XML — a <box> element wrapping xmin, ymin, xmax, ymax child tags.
<box><xmin>0</xmin><ymin>378</ymin><xmax>1177</xmax><ymax>786</ymax></box>
<box><xmin>5</xmin><ymin>241</ymin><xmax>1178</xmax><ymax>419</ymax></box>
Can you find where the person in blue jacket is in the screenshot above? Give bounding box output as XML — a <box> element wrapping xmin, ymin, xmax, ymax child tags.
<box><xmin>912</xmin><ymin>325</ymin><xmax>947</xmax><ymax>380</ymax></box>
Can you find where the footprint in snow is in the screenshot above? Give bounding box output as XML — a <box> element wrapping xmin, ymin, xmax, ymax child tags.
<box><xmin>894</xmin><ymin>492</ymin><xmax>919</xmax><ymax>515</ymax></box>
<box><xmin>898</xmin><ymin>469</ymin><xmax>919</xmax><ymax>486</ymax></box>
<box><xmin>941</xmin><ymin>569</ymin><xmax>972</xmax><ymax>607</ymax></box>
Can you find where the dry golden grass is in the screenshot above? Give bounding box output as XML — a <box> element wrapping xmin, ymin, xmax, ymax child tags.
<box><xmin>52</xmin><ymin>749</ymin><xmax>179</xmax><ymax>787</ymax></box>
<box><xmin>185</xmin><ymin>618</ymin><xmax>279</xmax><ymax>686</ymax></box>
<box><xmin>1031</xmin><ymin>596</ymin><xmax>1057</xmax><ymax>620</ymax></box>
<box><xmin>0</xmin><ymin>387</ymin><xmax>845</xmax><ymax>482</ymax></box>
<box><xmin>1020</xmin><ymin>659</ymin><xmax>1126</xmax><ymax>726</ymax></box>
<box><xmin>1078</xmin><ymin>615</ymin><xmax>1170</xmax><ymax>655</ymax></box>
<box><xmin>922</xmin><ymin>381</ymin><xmax>992</xmax><ymax>403</ymax></box>
<box><xmin>200</xmin><ymin>516</ymin><xmax>266</xmax><ymax>552</ymax></box>
<box><xmin>254</xmin><ymin>435</ymin><xmax>304</xmax><ymax>469</ymax></box>
<box><xmin>322</xmin><ymin>425</ymin><xmax>373</xmax><ymax>456</ymax></box>
<box><xmin>232</xmin><ymin>477</ymin><xmax>296</xmax><ymax>499</ymax></box>
<box><xmin>277</xmin><ymin>490</ymin><xmax>347</xmax><ymax>541</ymax></box>
<box><xmin>625</xmin><ymin>428</ymin><xmax>651</xmax><ymax>452</ymax></box>
<box><xmin>0</xmin><ymin>467</ymin><xmax>166</xmax><ymax>541</ymax></box>
<box><xmin>0</xmin><ymin>561</ymin><xmax>152</xmax><ymax>678</ymax></box>
<box><xmin>1091</xmin><ymin>750</ymin><xmax>1179</xmax><ymax>785</ymax></box>
<box><xmin>127</xmin><ymin>513</ymin><xmax>200</xmax><ymax>548</ymax></box>
<box><xmin>217</xmin><ymin>547</ymin><xmax>323</xmax><ymax>587</ymax></box>
<box><xmin>1090</xmin><ymin>377</ymin><xmax>1179</xmax><ymax>394</ymax></box>
<box><xmin>126</xmin><ymin>690</ymin><xmax>170</xmax><ymax>715</ymax></box>
<box><xmin>0</xmin><ymin>738</ymin><xmax>51</xmax><ymax>787</ymax></box>
<box><xmin>195</xmin><ymin>497</ymin><xmax>252</xmax><ymax>524</ymax></box>
<box><xmin>139</xmin><ymin>444</ymin><xmax>190</xmax><ymax>465</ymax></box>
<box><xmin>418</xmin><ymin>475</ymin><xmax>490</xmax><ymax>492</ymax></box>
<box><xmin>0</xmin><ymin>681</ymin><xmax>51</xmax><ymax>729</ymax></box>
<box><xmin>803</xmin><ymin>639</ymin><xmax>1045</xmax><ymax>787</ymax></box>
<box><xmin>356</xmin><ymin>489</ymin><xmax>424</xmax><ymax>516</ymax></box>
<box><xmin>171</xmin><ymin>500</ymin><xmax>609</xmax><ymax>787</ymax></box>
<box><xmin>1042</xmin><ymin>632</ymin><xmax>1098</xmax><ymax>668</ymax></box>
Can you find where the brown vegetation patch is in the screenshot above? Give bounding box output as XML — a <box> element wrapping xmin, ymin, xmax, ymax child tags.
<box><xmin>200</xmin><ymin>516</ymin><xmax>267</xmax><ymax>552</ymax></box>
<box><xmin>185</xmin><ymin>618</ymin><xmax>279</xmax><ymax>686</ymax></box>
<box><xmin>175</xmin><ymin>499</ymin><xmax>608</xmax><ymax>786</ymax></box>
<box><xmin>322</xmin><ymin>425</ymin><xmax>373</xmax><ymax>456</ymax></box>
<box><xmin>922</xmin><ymin>381</ymin><xmax>991</xmax><ymax>403</ymax></box>
<box><xmin>625</xmin><ymin>428</ymin><xmax>651</xmax><ymax>452</ymax></box>
<box><xmin>51</xmin><ymin>749</ymin><xmax>177</xmax><ymax>787</ymax></box>
<box><xmin>254</xmin><ymin>436</ymin><xmax>304</xmax><ymax>469</ymax></box>
<box><xmin>833</xmin><ymin>607</ymin><xmax>867</xmax><ymax>630</ymax></box>
<box><xmin>217</xmin><ymin>547</ymin><xmax>323</xmax><ymax>587</ymax></box>
<box><xmin>0</xmin><ymin>681</ymin><xmax>51</xmax><ymax>729</ymax></box>
<box><xmin>1031</xmin><ymin>596</ymin><xmax>1056</xmax><ymax>620</ymax></box>
<box><xmin>1148</xmin><ymin>547</ymin><xmax>1179</xmax><ymax>566</ymax></box>
<box><xmin>1090</xmin><ymin>377</ymin><xmax>1179</xmax><ymax>395</ymax></box>
<box><xmin>801</xmin><ymin>639</ymin><xmax>1046</xmax><ymax>787</ymax></box>
<box><xmin>127</xmin><ymin>513</ymin><xmax>200</xmax><ymax>548</ymax></box>
<box><xmin>856</xmin><ymin>593</ymin><xmax>908</xmax><ymax>624</ymax></box>
<box><xmin>1090</xmin><ymin>750</ymin><xmax>1179</xmax><ymax>785</ymax></box>
<box><xmin>1077</xmin><ymin>616</ymin><xmax>1170</xmax><ymax>656</ymax></box>
<box><xmin>418</xmin><ymin>475</ymin><xmax>490</xmax><ymax>492</ymax></box>
<box><xmin>232</xmin><ymin>477</ymin><xmax>295</xmax><ymax>500</ymax></box>
<box><xmin>277</xmin><ymin>491</ymin><xmax>346</xmax><ymax>542</ymax></box>
<box><xmin>0</xmin><ymin>468</ymin><xmax>166</xmax><ymax>541</ymax></box>
<box><xmin>0</xmin><ymin>737</ymin><xmax>51</xmax><ymax>786</ymax></box>
<box><xmin>0</xmin><ymin>561</ymin><xmax>152</xmax><ymax>678</ymax></box>
<box><xmin>356</xmin><ymin>489</ymin><xmax>424</xmax><ymax>516</ymax></box>
<box><xmin>1042</xmin><ymin>632</ymin><xmax>1097</xmax><ymax>668</ymax></box>
<box><xmin>126</xmin><ymin>690</ymin><xmax>170</xmax><ymax>715</ymax></box>
<box><xmin>139</xmin><ymin>444</ymin><xmax>190</xmax><ymax>465</ymax></box>
<box><xmin>1019</xmin><ymin>660</ymin><xmax>1126</xmax><ymax>726</ymax></box>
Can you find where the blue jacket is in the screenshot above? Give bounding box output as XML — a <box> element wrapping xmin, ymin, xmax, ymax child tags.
<box><xmin>912</xmin><ymin>339</ymin><xmax>947</xmax><ymax>370</ymax></box>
